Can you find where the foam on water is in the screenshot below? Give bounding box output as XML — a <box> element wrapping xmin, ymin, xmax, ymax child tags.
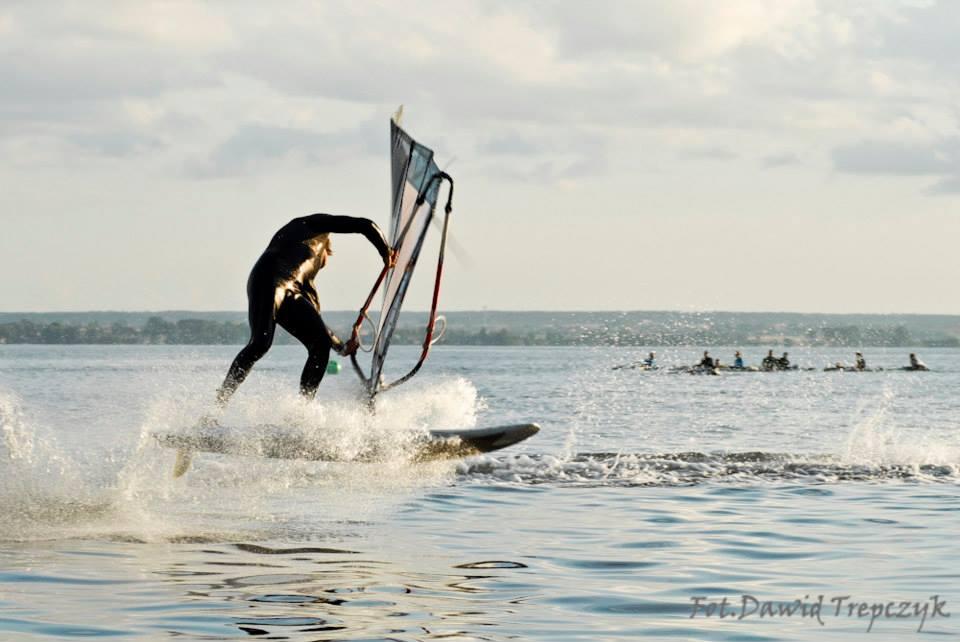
<box><xmin>0</xmin><ymin>390</ymin><xmax>113</xmax><ymax>539</ymax></box>
<box><xmin>457</xmin><ymin>450</ymin><xmax>960</xmax><ymax>487</ymax></box>
<box><xmin>0</xmin><ymin>379</ymin><xmax>483</xmax><ymax>543</ymax></box>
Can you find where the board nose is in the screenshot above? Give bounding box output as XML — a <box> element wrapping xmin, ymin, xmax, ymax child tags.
<box><xmin>492</xmin><ymin>423</ymin><xmax>540</xmax><ymax>449</ymax></box>
<box><xmin>521</xmin><ymin>423</ymin><xmax>541</xmax><ymax>438</ymax></box>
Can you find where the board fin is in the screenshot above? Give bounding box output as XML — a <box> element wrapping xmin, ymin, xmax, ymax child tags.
<box><xmin>172</xmin><ymin>448</ymin><xmax>193</xmax><ymax>478</ymax></box>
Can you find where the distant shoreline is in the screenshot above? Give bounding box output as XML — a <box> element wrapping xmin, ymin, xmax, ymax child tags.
<box><xmin>1</xmin><ymin>311</ymin><xmax>957</xmax><ymax>347</ymax></box>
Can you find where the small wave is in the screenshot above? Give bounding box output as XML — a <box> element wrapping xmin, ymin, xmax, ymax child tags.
<box><xmin>457</xmin><ymin>451</ymin><xmax>960</xmax><ymax>486</ymax></box>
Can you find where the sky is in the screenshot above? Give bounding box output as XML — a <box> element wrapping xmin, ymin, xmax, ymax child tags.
<box><xmin>1</xmin><ymin>1</ymin><xmax>959</xmax><ymax>314</ymax></box>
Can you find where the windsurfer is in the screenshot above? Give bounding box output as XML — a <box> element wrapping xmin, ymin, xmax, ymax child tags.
<box><xmin>216</xmin><ymin>214</ymin><xmax>395</xmax><ymax>406</ymax></box>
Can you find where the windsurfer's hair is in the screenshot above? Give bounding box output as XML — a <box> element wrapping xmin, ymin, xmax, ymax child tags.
<box><xmin>318</xmin><ymin>233</ymin><xmax>332</xmax><ymax>253</ymax></box>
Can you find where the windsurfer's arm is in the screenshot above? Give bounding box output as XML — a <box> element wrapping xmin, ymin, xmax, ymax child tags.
<box><xmin>327</xmin><ymin>329</ymin><xmax>343</xmax><ymax>353</ymax></box>
<box><xmin>301</xmin><ymin>214</ymin><xmax>392</xmax><ymax>263</ymax></box>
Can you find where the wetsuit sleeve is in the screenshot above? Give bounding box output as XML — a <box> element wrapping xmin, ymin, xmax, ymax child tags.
<box><xmin>301</xmin><ymin>214</ymin><xmax>391</xmax><ymax>261</ymax></box>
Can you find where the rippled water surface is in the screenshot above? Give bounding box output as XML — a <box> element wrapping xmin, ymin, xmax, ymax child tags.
<box><xmin>1</xmin><ymin>344</ymin><xmax>959</xmax><ymax>640</ymax></box>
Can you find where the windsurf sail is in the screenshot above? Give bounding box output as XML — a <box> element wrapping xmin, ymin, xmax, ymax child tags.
<box><xmin>349</xmin><ymin>114</ymin><xmax>454</xmax><ymax>399</ymax></box>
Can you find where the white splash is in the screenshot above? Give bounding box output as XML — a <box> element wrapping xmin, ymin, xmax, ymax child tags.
<box><xmin>840</xmin><ymin>385</ymin><xmax>960</xmax><ymax>470</ymax></box>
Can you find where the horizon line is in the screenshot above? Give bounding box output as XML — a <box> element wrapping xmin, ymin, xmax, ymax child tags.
<box><xmin>3</xmin><ymin>309</ymin><xmax>960</xmax><ymax>318</ymax></box>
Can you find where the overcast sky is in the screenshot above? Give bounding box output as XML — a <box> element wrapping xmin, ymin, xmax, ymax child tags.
<box><xmin>2</xmin><ymin>1</ymin><xmax>958</xmax><ymax>314</ymax></box>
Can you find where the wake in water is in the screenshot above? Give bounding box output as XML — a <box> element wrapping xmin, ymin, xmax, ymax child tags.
<box><xmin>452</xmin><ymin>376</ymin><xmax>959</xmax><ymax>487</ymax></box>
<box><xmin>461</xmin><ymin>387</ymin><xmax>960</xmax><ymax>486</ymax></box>
<box><xmin>458</xmin><ymin>450</ymin><xmax>960</xmax><ymax>487</ymax></box>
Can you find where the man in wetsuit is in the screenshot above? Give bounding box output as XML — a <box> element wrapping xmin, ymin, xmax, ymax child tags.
<box><xmin>216</xmin><ymin>214</ymin><xmax>393</xmax><ymax>406</ymax></box>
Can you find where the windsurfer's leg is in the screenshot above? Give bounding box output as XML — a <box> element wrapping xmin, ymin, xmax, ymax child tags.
<box><xmin>276</xmin><ymin>295</ymin><xmax>332</xmax><ymax>399</ymax></box>
<box><xmin>217</xmin><ymin>285</ymin><xmax>279</xmax><ymax>406</ymax></box>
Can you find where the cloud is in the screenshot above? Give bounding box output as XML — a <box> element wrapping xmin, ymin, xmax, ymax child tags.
<box><xmin>927</xmin><ymin>176</ymin><xmax>960</xmax><ymax>195</ymax></box>
<box><xmin>1</xmin><ymin>0</ymin><xmax>958</xmax><ymax>195</ymax></box>
<box><xmin>761</xmin><ymin>152</ymin><xmax>800</xmax><ymax>168</ymax></box>
<box><xmin>481</xmin><ymin>155</ymin><xmax>609</xmax><ymax>184</ymax></box>
<box><xmin>472</xmin><ymin>126</ymin><xmax>609</xmax><ymax>184</ymax></box>
<box><xmin>199</xmin><ymin>2</ymin><xmax>823</xmax><ymax>136</ymax></box>
<box><xmin>188</xmin><ymin>119</ymin><xmax>382</xmax><ymax>178</ymax></box>
<box><xmin>476</xmin><ymin>134</ymin><xmax>545</xmax><ymax>157</ymax></box>
<box><xmin>832</xmin><ymin>137</ymin><xmax>960</xmax><ymax>195</ymax></box>
<box><xmin>679</xmin><ymin>147</ymin><xmax>739</xmax><ymax>161</ymax></box>
<box><xmin>832</xmin><ymin>139</ymin><xmax>958</xmax><ymax>176</ymax></box>
<box><xmin>864</xmin><ymin>1</ymin><xmax>960</xmax><ymax>72</ymax></box>
<box><xmin>69</xmin><ymin>130</ymin><xmax>163</xmax><ymax>157</ymax></box>
<box><xmin>0</xmin><ymin>13</ymin><xmax>221</xmax><ymax>111</ymax></box>
<box><xmin>517</xmin><ymin>0</ymin><xmax>821</xmax><ymax>62</ymax></box>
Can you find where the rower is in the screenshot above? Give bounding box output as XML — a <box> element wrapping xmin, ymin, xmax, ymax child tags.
<box><xmin>761</xmin><ymin>349</ymin><xmax>777</xmax><ymax>371</ymax></box>
<box><xmin>855</xmin><ymin>352</ymin><xmax>867</xmax><ymax>370</ymax></box>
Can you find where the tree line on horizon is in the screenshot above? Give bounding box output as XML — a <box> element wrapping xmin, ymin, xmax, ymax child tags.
<box><xmin>0</xmin><ymin>316</ymin><xmax>957</xmax><ymax>347</ymax></box>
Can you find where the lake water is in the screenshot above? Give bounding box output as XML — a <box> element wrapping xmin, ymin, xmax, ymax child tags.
<box><xmin>1</xmin><ymin>344</ymin><xmax>958</xmax><ymax>640</ymax></box>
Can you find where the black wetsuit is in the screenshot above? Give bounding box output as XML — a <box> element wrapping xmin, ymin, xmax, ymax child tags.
<box><xmin>217</xmin><ymin>214</ymin><xmax>390</xmax><ymax>404</ymax></box>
